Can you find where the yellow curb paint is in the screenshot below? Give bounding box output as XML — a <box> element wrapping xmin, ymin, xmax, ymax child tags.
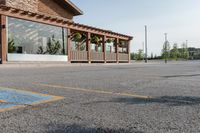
<box><xmin>0</xmin><ymin>86</ymin><xmax>64</xmax><ymax>113</ymax></box>
<box><xmin>33</xmin><ymin>83</ymin><xmax>151</xmax><ymax>99</ymax></box>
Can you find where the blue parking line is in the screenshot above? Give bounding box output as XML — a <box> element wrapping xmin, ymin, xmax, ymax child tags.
<box><xmin>0</xmin><ymin>87</ymin><xmax>64</xmax><ymax>112</ymax></box>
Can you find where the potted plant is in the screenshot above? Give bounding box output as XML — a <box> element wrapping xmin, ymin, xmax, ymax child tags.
<box><xmin>72</xmin><ymin>32</ymin><xmax>86</xmax><ymax>51</ymax></box>
<box><xmin>106</xmin><ymin>38</ymin><xmax>114</xmax><ymax>43</ymax></box>
<box><xmin>73</xmin><ymin>32</ymin><xmax>82</xmax><ymax>42</ymax></box>
<box><xmin>91</xmin><ymin>35</ymin><xmax>102</xmax><ymax>52</ymax></box>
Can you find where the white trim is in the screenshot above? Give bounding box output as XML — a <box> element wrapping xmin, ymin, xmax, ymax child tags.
<box><xmin>7</xmin><ymin>54</ymin><xmax>68</xmax><ymax>62</ymax></box>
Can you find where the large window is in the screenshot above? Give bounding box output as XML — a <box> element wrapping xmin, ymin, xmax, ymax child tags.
<box><xmin>7</xmin><ymin>17</ymin><xmax>67</xmax><ymax>55</ymax></box>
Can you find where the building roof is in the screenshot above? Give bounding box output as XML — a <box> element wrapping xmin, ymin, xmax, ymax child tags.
<box><xmin>54</xmin><ymin>0</ymin><xmax>83</xmax><ymax>16</ymax></box>
<box><xmin>0</xmin><ymin>5</ymin><xmax>132</xmax><ymax>40</ymax></box>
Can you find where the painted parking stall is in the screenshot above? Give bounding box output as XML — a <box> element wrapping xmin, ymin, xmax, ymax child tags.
<box><xmin>0</xmin><ymin>87</ymin><xmax>64</xmax><ymax>112</ymax></box>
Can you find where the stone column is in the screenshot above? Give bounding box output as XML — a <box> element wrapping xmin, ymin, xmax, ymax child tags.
<box><xmin>0</xmin><ymin>15</ymin><xmax>7</xmax><ymax>64</ymax></box>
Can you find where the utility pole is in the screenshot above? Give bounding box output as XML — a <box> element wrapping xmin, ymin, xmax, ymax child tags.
<box><xmin>164</xmin><ymin>33</ymin><xmax>168</xmax><ymax>42</ymax></box>
<box><xmin>164</xmin><ymin>33</ymin><xmax>168</xmax><ymax>63</ymax></box>
<box><xmin>145</xmin><ymin>25</ymin><xmax>148</xmax><ymax>63</ymax></box>
<box><xmin>142</xmin><ymin>42</ymin><xmax>145</xmax><ymax>61</ymax></box>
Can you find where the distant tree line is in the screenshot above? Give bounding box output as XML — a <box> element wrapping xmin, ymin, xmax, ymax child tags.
<box><xmin>161</xmin><ymin>42</ymin><xmax>200</xmax><ymax>60</ymax></box>
<box><xmin>131</xmin><ymin>50</ymin><xmax>161</xmax><ymax>61</ymax></box>
<box><xmin>131</xmin><ymin>43</ymin><xmax>200</xmax><ymax>61</ymax></box>
<box><xmin>131</xmin><ymin>49</ymin><xmax>144</xmax><ymax>60</ymax></box>
<box><xmin>161</xmin><ymin>42</ymin><xmax>189</xmax><ymax>60</ymax></box>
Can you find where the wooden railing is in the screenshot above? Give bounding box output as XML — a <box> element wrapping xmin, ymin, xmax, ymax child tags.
<box><xmin>106</xmin><ymin>52</ymin><xmax>117</xmax><ymax>61</ymax></box>
<box><xmin>91</xmin><ymin>52</ymin><xmax>104</xmax><ymax>61</ymax></box>
<box><xmin>119</xmin><ymin>53</ymin><xmax>129</xmax><ymax>61</ymax></box>
<box><xmin>70</xmin><ymin>51</ymin><xmax>129</xmax><ymax>62</ymax></box>
<box><xmin>70</xmin><ymin>51</ymin><xmax>88</xmax><ymax>61</ymax></box>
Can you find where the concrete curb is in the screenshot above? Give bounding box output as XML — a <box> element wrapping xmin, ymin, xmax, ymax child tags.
<box><xmin>0</xmin><ymin>62</ymin><xmax>133</xmax><ymax>68</ymax></box>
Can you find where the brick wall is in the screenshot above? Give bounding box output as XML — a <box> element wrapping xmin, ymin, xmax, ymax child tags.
<box><xmin>6</xmin><ymin>0</ymin><xmax>38</xmax><ymax>12</ymax></box>
<box><xmin>0</xmin><ymin>0</ymin><xmax>6</xmax><ymax>5</ymax></box>
<box><xmin>38</xmin><ymin>0</ymin><xmax>74</xmax><ymax>20</ymax></box>
<box><xmin>0</xmin><ymin>0</ymin><xmax>74</xmax><ymax>20</ymax></box>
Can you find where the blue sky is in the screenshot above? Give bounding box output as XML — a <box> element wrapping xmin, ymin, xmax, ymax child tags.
<box><xmin>72</xmin><ymin>0</ymin><xmax>200</xmax><ymax>56</ymax></box>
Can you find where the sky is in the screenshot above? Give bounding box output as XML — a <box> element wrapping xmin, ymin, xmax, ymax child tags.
<box><xmin>71</xmin><ymin>0</ymin><xmax>200</xmax><ymax>56</ymax></box>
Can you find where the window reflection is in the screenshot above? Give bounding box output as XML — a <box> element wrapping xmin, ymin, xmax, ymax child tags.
<box><xmin>7</xmin><ymin>17</ymin><xmax>67</xmax><ymax>55</ymax></box>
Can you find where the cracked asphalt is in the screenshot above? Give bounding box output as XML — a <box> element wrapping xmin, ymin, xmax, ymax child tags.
<box><xmin>0</xmin><ymin>61</ymin><xmax>200</xmax><ymax>133</ymax></box>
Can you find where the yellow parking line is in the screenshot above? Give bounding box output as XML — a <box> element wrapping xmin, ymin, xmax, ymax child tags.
<box><xmin>33</xmin><ymin>83</ymin><xmax>151</xmax><ymax>99</ymax></box>
<box><xmin>33</xmin><ymin>83</ymin><xmax>196</xmax><ymax>104</ymax></box>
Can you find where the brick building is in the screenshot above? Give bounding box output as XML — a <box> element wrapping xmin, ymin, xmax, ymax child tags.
<box><xmin>0</xmin><ymin>0</ymin><xmax>132</xmax><ymax>63</ymax></box>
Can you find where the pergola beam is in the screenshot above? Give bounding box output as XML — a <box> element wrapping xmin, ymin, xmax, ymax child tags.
<box><xmin>0</xmin><ymin>5</ymin><xmax>132</xmax><ymax>41</ymax></box>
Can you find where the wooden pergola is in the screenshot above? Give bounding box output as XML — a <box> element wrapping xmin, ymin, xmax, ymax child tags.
<box><xmin>0</xmin><ymin>5</ymin><xmax>133</xmax><ymax>64</ymax></box>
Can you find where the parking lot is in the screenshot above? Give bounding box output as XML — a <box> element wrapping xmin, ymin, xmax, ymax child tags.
<box><xmin>0</xmin><ymin>61</ymin><xmax>200</xmax><ymax>133</ymax></box>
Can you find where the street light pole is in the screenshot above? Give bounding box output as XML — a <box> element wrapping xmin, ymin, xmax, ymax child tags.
<box><xmin>145</xmin><ymin>25</ymin><xmax>148</xmax><ymax>63</ymax></box>
<box><xmin>164</xmin><ymin>33</ymin><xmax>168</xmax><ymax>64</ymax></box>
<box><xmin>142</xmin><ymin>42</ymin><xmax>145</xmax><ymax>61</ymax></box>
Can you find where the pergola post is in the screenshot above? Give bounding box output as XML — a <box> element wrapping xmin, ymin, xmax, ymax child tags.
<box><xmin>86</xmin><ymin>32</ymin><xmax>91</xmax><ymax>63</ymax></box>
<box><xmin>128</xmin><ymin>40</ymin><xmax>131</xmax><ymax>63</ymax></box>
<box><xmin>115</xmin><ymin>38</ymin><xmax>119</xmax><ymax>63</ymax></box>
<box><xmin>0</xmin><ymin>15</ymin><xmax>7</xmax><ymax>64</ymax></box>
<box><xmin>67</xmin><ymin>28</ymin><xmax>71</xmax><ymax>63</ymax></box>
<box><xmin>103</xmin><ymin>35</ymin><xmax>106</xmax><ymax>63</ymax></box>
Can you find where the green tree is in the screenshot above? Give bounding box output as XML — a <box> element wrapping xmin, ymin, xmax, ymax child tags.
<box><xmin>161</xmin><ymin>41</ymin><xmax>171</xmax><ymax>61</ymax></box>
<box><xmin>180</xmin><ymin>43</ymin><xmax>189</xmax><ymax>59</ymax></box>
<box><xmin>170</xmin><ymin>43</ymin><xmax>179</xmax><ymax>60</ymax></box>
<box><xmin>72</xmin><ymin>32</ymin><xmax>86</xmax><ymax>51</ymax></box>
<box><xmin>136</xmin><ymin>49</ymin><xmax>144</xmax><ymax>60</ymax></box>
<box><xmin>131</xmin><ymin>52</ymin><xmax>136</xmax><ymax>60</ymax></box>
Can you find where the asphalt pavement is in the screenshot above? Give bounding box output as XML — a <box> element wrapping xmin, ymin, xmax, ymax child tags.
<box><xmin>0</xmin><ymin>61</ymin><xmax>199</xmax><ymax>133</ymax></box>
